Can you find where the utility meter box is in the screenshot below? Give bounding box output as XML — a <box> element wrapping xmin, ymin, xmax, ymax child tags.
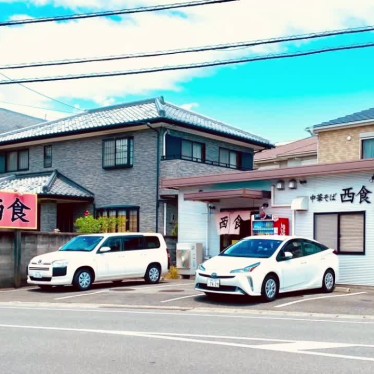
<box><xmin>176</xmin><ymin>242</ymin><xmax>204</xmax><ymax>277</ymax></box>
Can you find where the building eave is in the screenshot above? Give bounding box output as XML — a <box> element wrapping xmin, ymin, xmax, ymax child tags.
<box><xmin>162</xmin><ymin>159</ymin><xmax>374</xmax><ymax>189</ymax></box>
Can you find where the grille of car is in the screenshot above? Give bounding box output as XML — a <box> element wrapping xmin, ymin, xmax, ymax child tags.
<box><xmin>198</xmin><ymin>273</ymin><xmax>235</xmax><ymax>279</ymax></box>
<box><xmin>29</xmin><ymin>266</ymin><xmax>49</xmax><ymax>271</ymax></box>
<box><xmin>196</xmin><ymin>283</ymin><xmax>241</xmax><ymax>293</ymax></box>
<box><xmin>29</xmin><ymin>276</ymin><xmax>52</xmax><ymax>282</ymax></box>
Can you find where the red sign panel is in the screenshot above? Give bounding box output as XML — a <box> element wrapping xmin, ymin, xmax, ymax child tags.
<box><xmin>0</xmin><ymin>192</ymin><xmax>37</xmax><ymax>229</ymax></box>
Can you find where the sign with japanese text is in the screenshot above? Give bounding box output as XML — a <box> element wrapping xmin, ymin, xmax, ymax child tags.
<box><xmin>0</xmin><ymin>192</ymin><xmax>37</xmax><ymax>229</ymax></box>
<box><xmin>216</xmin><ymin>211</ymin><xmax>250</xmax><ymax>235</ymax></box>
<box><xmin>310</xmin><ymin>185</ymin><xmax>372</xmax><ymax>205</ymax></box>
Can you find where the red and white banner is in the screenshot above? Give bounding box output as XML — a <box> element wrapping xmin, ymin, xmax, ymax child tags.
<box><xmin>0</xmin><ymin>192</ymin><xmax>38</xmax><ymax>229</ymax></box>
<box><xmin>216</xmin><ymin>211</ymin><xmax>251</xmax><ymax>235</ymax></box>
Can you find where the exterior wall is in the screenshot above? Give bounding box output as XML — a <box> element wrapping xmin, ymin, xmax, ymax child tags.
<box><xmin>318</xmin><ymin>124</ymin><xmax>374</xmax><ymax>163</ymax></box>
<box><xmin>256</xmin><ymin>156</ymin><xmax>317</xmax><ymax>170</ymax></box>
<box><xmin>40</xmin><ymin>202</ymin><xmax>57</xmax><ymax>232</ymax></box>
<box><xmin>275</xmin><ymin>172</ymin><xmax>374</xmax><ymax>286</ymax></box>
<box><xmin>2</xmin><ymin>126</ymin><xmax>258</xmax><ymax>234</ymax></box>
<box><xmin>0</xmin><ymin>231</ymin><xmax>76</xmax><ymax>287</ymax></box>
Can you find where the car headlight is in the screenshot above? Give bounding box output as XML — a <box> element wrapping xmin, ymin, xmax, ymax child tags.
<box><xmin>198</xmin><ymin>264</ymin><xmax>206</xmax><ymax>271</ymax></box>
<box><xmin>230</xmin><ymin>262</ymin><xmax>260</xmax><ymax>274</ymax></box>
<box><xmin>52</xmin><ymin>260</ymin><xmax>69</xmax><ymax>267</ymax></box>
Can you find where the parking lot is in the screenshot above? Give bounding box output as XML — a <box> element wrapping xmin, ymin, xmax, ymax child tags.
<box><xmin>1</xmin><ymin>278</ymin><xmax>374</xmax><ymax>317</ymax></box>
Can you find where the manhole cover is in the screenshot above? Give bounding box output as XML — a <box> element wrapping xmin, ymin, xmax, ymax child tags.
<box><xmin>159</xmin><ymin>289</ymin><xmax>184</xmax><ymax>293</ymax></box>
<box><xmin>110</xmin><ymin>288</ymin><xmax>136</xmax><ymax>292</ymax></box>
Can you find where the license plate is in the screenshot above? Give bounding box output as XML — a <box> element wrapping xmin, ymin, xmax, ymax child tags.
<box><xmin>33</xmin><ymin>272</ymin><xmax>43</xmax><ymax>279</ymax></box>
<box><xmin>207</xmin><ymin>278</ymin><xmax>220</xmax><ymax>288</ymax></box>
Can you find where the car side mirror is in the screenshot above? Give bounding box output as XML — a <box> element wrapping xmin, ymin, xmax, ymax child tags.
<box><xmin>284</xmin><ymin>251</ymin><xmax>293</xmax><ymax>260</ymax></box>
<box><xmin>99</xmin><ymin>246</ymin><xmax>111</xmax><ymax>253</ymax></box>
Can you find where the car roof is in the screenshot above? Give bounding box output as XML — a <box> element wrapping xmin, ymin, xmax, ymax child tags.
<box><xmin>78</xmin><ymin>233</ymin><xmax>161</xmax><ymax>237</ymax></box>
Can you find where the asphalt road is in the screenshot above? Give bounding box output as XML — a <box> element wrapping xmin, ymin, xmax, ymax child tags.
<box><xmin>1</xmin><ymin>278</ymin><xmax>374</xmax><ymax>317</ymax></box>
<box><xmin>1</xmin><ymin>298</ymin><xmax>373</xmax><ymax>374</ymax></box>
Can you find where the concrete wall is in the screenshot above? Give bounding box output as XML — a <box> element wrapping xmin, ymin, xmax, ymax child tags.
<box><xmin>318</xmin><ymin>124</ymin><xmax>374</xmax><ymax>163</ymax></box>
<box><xmin>0</xmin><ymin>231</ymin><xmax>76</xmax><ymax>288</ymax></box>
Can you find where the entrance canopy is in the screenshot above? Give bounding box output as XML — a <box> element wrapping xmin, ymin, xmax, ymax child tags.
<box><xmin>184</xmin><ymin>188</ymin><xmax>271</xmax><ymax>202</ymax></box>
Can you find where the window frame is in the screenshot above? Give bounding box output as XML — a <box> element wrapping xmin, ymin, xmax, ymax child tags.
<box><xmin>44</xmin><ymin>145</ymin><xmax>52</xmax><ymax>168</ymax></box>
<box><xmin>102</xmin><ymin>136</ymin><xmax>134</xmax><ymax>169</ymax></box>
<box><xmin>314</xmin><ymin>211</ymin><xmax>366</xmax><ymax>255</ymax></box>
<box><xmin>361</xmin><ymin>137</ymin><xmax>374</xmax><ymax>160</ymax></box>
<box><xmin>3</xmin><ymin>149</ymin><xmax>29</xmax><ymax>172</ymax></box>
<box><xmin>96</xmin><ymin>206</ymin><xmax>139</xmax><ymax>232</ymax></box>
<box><xmin>219</xmin><ymin>147</ymin><xmax>240</xmax><ymax>169</ymax></box>
<box><xmin>181</xmin><ymin>139</ymin><xmax>205</xmax><ymax>162</ymax></box>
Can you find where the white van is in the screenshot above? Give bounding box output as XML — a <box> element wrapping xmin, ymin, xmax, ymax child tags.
<box><xmin>27</xmin><ymin>233</ymin><xmax>170</xmax><ymax>291</ymax></box>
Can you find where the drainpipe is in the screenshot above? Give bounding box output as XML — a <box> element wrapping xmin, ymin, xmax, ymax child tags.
<box><xmin>146</xmin><ymin>123</ymin><xmax>160</xmax><ymax>233</ymax></box>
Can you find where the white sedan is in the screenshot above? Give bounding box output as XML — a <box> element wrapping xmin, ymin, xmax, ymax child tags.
<box><xmin>195</xmin><ymin>235</ymin><xmax>339</xmax><ymax>302</ymax></box>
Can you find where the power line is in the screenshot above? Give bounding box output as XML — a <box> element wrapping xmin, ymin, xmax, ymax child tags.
<box><xmin>1</xmin><ymin>25</ymin><xmax>374</xmax><ymax>70</ymax></box>
<box><xmin>0</xmin><ymin>0</ymin><xmax>237</xmax><ymax>27</ymax></box>
<box><xmin>1</xmin><ymin>42</ymin><xmax>373</xmax><ymax>85</ymax></box>
<box><xmin>0</xmin><ymin>71</ymin><xmax>84</xmax><ymax>112</ymax></box>
<box><xmin>0</xmin><ymin>100</ymin><xmax>76</xmax><ymax>114</ymax></box>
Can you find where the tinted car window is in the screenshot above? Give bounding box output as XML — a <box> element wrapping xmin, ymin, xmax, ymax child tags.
<box><xmin>101</xmin><ymin>237</ymin><xmax>122</xmax><ymax>252</ymax></box>
<box><xmin>122</xmin><ymin>236</ymin><xmax>144</xmax><ymax>250</ymax></box>
<box><xmin>144</xmin><ymin>236</ymin><xmax>160</xmax><ymax>249</ymax></box>
<box><xmin>220</xmin><ymin>239</ymin><xmax>282</xmax><ymax>258</ymax></box>
<box><xmin>303</xmin><ymin>240</ymin><xmax>326</xmax><ymax>256</ymax></box>
<box><xmin>60</xmin><ymin>236</ymin><xmax>103</xmax><ymax>252</ymax></box>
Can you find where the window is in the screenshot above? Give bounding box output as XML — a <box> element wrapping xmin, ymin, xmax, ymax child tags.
<box><xmin>181</xmin><ymin>139</ymin><xmax>204</xmax><ymax>162</ymax></box>
<box><xmin>362</xmin><ymin>138</ymin><xmax>374</xmax><ymax>159</ymax></box>
<box><xmin>219</xmin><ymin>148</ymin><xmax>239</xmax><ymax>169</ymax></box>
<box><xmin>314</xmin><ymin>212</ymin><xmax>365</xmax><ymax>255</ymax></box>
<box><xmin>103</xmin><ymin>137</ymin><xmax>134</xmax><ymax>169</ymax></box>
<box><xmin>165</xmin><ymin>135</ymin><xmax>205</xmax><ymax>163</ymax></box>
<box><xmin>96</xmin><ymin>206</ymin><xmax>139</xmax><ymax>232</ymax></box>
<box><xmin>44</xmin><ymin>145</ymin><xmax>52</xmax><ymax>168</ymax></box>
<box><xmin>2</xmin><ymin>150</ymin><xmax>29</xmax><ymax>172</ymax></box>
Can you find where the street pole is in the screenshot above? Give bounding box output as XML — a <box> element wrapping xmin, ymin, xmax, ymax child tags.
<box><xmin>14</xmin><ymin>230</ymin><xmax>22</xmax><ymax>288</ymax></box>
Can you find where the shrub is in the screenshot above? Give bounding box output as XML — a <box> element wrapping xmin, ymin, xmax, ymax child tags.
<box><xmin>165</xmin><ymin>266</ymin><xmax>180</xmax><ymax>279</ymax></box>
<box><xmin>75</xmin><ymin>215</ymin><xmax>128</xmax><ymax>233</ymax></box>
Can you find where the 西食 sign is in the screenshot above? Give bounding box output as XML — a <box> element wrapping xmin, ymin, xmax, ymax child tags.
<box><xmin>0</xmin><ymin>191</ymin><xmax>37</xmax><ymax>229</ymax></box>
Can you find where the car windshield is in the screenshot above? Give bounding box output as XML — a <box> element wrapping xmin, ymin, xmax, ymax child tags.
<box><xmin>59</xmin><ymin>236</ymin><xmax>104</xmax><ymax>252</ymax></box>
<box><xmin>220</xmin><ymin>239</ymin><xmax>283</xmax><ymax>258</ymax></box>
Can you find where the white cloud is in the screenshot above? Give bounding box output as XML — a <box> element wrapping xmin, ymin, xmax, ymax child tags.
<box><xmin>180</xmin><ymin>102</ymin><xmax>199</xmax><ymax>111</ymax></box>
<box><xmin>1</xmin><ymin>0</ymin><xmax>374</xmax><ymax>118</ymax></box>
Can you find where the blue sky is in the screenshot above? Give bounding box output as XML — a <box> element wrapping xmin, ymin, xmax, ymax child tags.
<box><xmin>1</xmin><ymin>0</ymin><xmax>374</xmax><ymax>144</ymax></box>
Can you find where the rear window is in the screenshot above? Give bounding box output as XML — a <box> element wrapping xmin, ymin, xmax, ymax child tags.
<box><xmin>220</xmin><ymin>239</ymin><xmax>282</xmax><ymax>258</ymax></box>
<box><xmin>144</xmin><ymin>236</ymin><xmax>160</xmax><ymax>249</ymax></box>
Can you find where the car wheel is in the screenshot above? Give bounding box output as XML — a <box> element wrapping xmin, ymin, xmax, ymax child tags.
<box><xmin>261</xmin><ymin>275</ymin><xmax>279</xmax><ymax>302</ymax></box>
<box><xmin>73</xmin><ymin>269</ymin><xmax>93</xmax><ymax>291</ymax></box>
<box><xmin>322</xmin><ymin>269</ymin><xmax>335</xmax><ymax>293</ymax></box>
<box><xmin>144</xmin><ymin>264</ymin><xmax>161</xmax><ymax>284</ymax></box>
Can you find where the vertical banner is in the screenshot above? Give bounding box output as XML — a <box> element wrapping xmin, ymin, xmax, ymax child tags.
<box><xmin>216</xmin><ymin>212</ymin><xmax>230</xmax><ymax>234</ymax></box>
<box><xmin>0</xmin><ymin>192</ymin><xmax>38</xmax><ymax>229</ymax></box>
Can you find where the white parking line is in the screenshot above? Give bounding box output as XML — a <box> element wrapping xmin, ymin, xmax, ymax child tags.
<box><xmin>0</xmin><ymin>287</ymin><xmax>33</xmax><ymax>293</ymax></box>
<box><xmin>161</xmin><ymin>294</ymin><xmax>198</xmax><ymax>303</ymax></box>
<box><xmin>136</xmin><ymin>282</ymin><xmax>193</xmax><ymax>290</ymax></box>
<box><xmin>275</xmin><ymin>291</ymin><xmax>367</xmax><ymax>308</ymax></box>
<box><xmin>54</xmin><ymin>290</ymin><xmax>107</xmax><ymax>300</ymax></box>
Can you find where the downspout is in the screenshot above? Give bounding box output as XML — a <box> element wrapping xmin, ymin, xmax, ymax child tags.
<box><xmin>146</xmin><ymin>123</ymin><xmax>160</xmax><ymax>233</ymax></box>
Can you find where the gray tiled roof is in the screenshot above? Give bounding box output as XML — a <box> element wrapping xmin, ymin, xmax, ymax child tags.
<box><xmin>311</xmin><ymin>107</ymin><xmax>374</xmax><ymax>131</ymax></box>
<box><xmin>0</xmin><ymin>170</ymin><xmax>94</xmax><ymax>199</ymax></box>
<box><xmin>0</xmin><ymin>108</ymin><xmax>43</xmax><ymax>134</ymax></box>
<box><xmin>0</xmin><ymin>97</ymin><xmax>272</xmax><ymax>147</ymax></box>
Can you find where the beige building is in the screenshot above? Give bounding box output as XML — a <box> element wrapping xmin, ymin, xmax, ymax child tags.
<box><xmin>254</xmin><ymin>137</ymin><xmax>317</xmax><ymax>170</ymax></box>
<box><xmin>306</xmin><ymin>107</ymin><xmax>374</xmax><ymax>163</ymax></box>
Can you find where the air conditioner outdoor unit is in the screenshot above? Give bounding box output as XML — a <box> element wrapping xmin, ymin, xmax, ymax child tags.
<box><xmin>176</xmin><ymin>242</ymin><xmax>204</xmax><ymax>277</ymax></box>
